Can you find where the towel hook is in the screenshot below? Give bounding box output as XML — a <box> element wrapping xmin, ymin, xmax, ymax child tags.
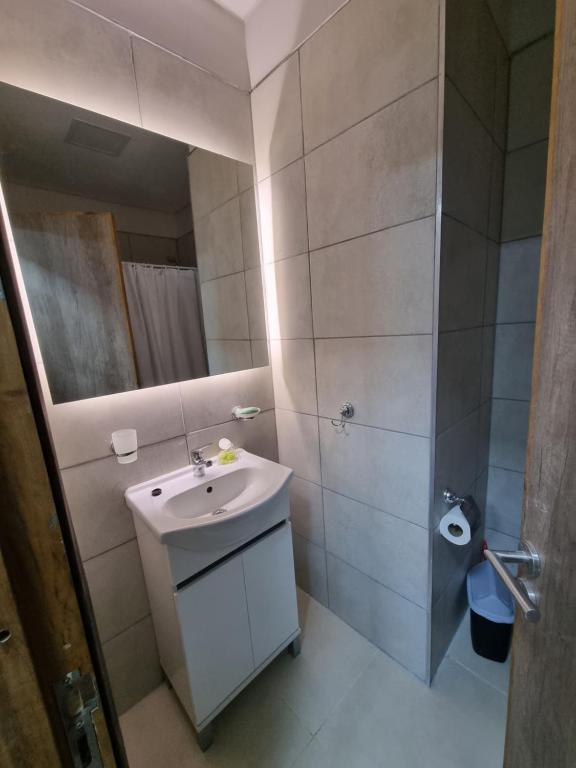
<box><xmin>331</xmin><ymin>402</ymin><xmax>354</xmax><ymax>432</ymax></box>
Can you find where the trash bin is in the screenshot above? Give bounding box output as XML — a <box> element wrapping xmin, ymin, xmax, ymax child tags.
<box><xmin>467</xmin><ymin>559</ymin><xmax>514</xmax><ymax>662</ymax></box>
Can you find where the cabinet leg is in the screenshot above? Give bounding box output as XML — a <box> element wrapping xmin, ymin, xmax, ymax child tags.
<box><xmin>289</xmin><ymin>634</ymin><xmax>302</xmax><ymax>658</ymax></box>
<box><xmin>195</xmin><ymin>722</ymin><xmax>215</xmax><ymax>752</ymax></box>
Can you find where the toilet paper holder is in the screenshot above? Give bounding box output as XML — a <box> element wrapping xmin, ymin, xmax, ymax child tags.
<box><xmin>442</xmin><ymin>488</ymin><xmax>466</xmax><ymax>507</ymax></box>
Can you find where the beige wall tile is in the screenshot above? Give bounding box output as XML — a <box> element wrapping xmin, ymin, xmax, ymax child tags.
<box><xmin>276</xmin><ymin>409</ymin><xmax>321</xmax><ymax>483</ymax></box>
<box><xmin>311</xmin><ymin>217</ymin><xmax>435</xmax><ymax>337</ymax></box>
<box><xmin>305</xmin><ymin>81</ymin><xmax>437</xmax><ymax>251</ymax></box>
<box><xmin>270</xmin><ymin>339</ymin><xmax>318</xmax><ymax>415</ymax></box>
<box><xmin>252</xmin><ymin>53</ymin><xmax>303</xmax><ymax>180</ymax></box>
<box><xmin>206</xmin><ymin>340</ymin><xmax>252</xmax><ymax>375</ymax></box>
<box><xmin>0</xmin><ymin>0</ymin><xmax>140</xmax><ymax>126</ymax></box>
<box><xmin>301</xmin><ymin>0</ymin><xmax>439</xmax><ymax>152</ymax></box>
<box><xmin>132</xmin><ymin>38</ymin><xmax>253</xmax><ymax>163</ymax></box>
<box><xmin>319</xmin><ymin>419</ymin><xmax>430</xmax><ymax>528</ymax></box>
<box><xmin>49</xmin><ymin>383</ymin><xmax>185</xmax><ymax>469</ymax></box>
<box><xmin>264</xmin><ymin>253</ymin><xmax>313</xmax><ymax>339</ymax></box>
<box><xmin>201</xmin><ymin>273</ymin><xmax>249</xmax><ymax>340</ymax></box>
<box><xmin>316</xmin><ymin>336</ymin><xmax>432</xmax><ymax>437</ymax></box>
<box><xmin>258</xmin><ymin>159</ymin><xmax>308</xmax><ymax>263</ymax></box>
<box><xmin>84</xmin><ymin>540</ymin><xmax>150</xmax><ymax>643</ymax></box>
<box><xmin>60</xmin><ymin>438</ymin><xmax>189</xmax><ymax>561</ymax></box>
<box><xmin>195</xmin><ymin>198</ymin><xmax>244</xmax><ymax>281</ymax></box>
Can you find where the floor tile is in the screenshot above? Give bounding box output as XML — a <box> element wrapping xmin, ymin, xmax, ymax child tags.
<box><xmin>447</xmin><ymin>611</ymin><xmax>511</xmax><ymax>695</ymax></box>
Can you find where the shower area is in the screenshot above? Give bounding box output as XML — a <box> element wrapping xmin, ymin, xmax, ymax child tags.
<box><xmin>431</xmin><ymin>0</ymin><xmax>554</xmax><ymax>674</ymax></box>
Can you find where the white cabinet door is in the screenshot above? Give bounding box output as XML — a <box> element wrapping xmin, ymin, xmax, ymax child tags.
<box><xmin>243</xmin><ymin>523</ymin><xmax>299</xmax><ymax>668</ymax></box>
<box><xmin>176</xmin><ymin>556</ymin><xmax>254</xmax><ymax>724</ymax></box>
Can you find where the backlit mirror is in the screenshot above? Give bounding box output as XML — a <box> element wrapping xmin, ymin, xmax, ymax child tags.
<box><xmin>0</xmin><ymin>82</ymin><xmax>268</xmax><ymax>404</ymax></box>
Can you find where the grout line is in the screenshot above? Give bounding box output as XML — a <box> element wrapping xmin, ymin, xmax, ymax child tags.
<box><xmin>506</xmin><ymin>137</ymin><xmax>549</xmax><ymax>157</ymax></box>
<box><xmin>82</xmin><ymin>535</ymin><xmax>138</xmax><ymax>564</ymax></box>
<box><xmin>445</xmin><ymin>74</ymin><xmax>506</xmax><ymax>152</ymax></box>
<box><xmin>101</xmin><ymin>612</ymin><xmax>153</xmax><ymax>647</ymax></box>
<box><xmin>60</xmin><ymin>433</ymin><xmax>188</xmax><ymax>472</ymax></box>
<box><xmin>447</xmin><ymin>656</ymin><xmax>509</xmax><ymax>698</ymax></box>
<box><xmin>510</xmin><ymin>30</ymin><xmax>555</xmax><ymax>58</ymax></box>
<box><xmin>129</xmin><ymin>37</ymin><xmax>144</xmax><ymax>127</ymax></box>
<box><xmin>269</xmin><ymin>332</ymin><xmax>433</xmax><ymax>341</ymax></box>
<box><xmin>276</xmin><ymin>406</ymin><xmax>431</xmax><ymax>440</ymax></box>
<box><xmin>441</xmin><ymin>211</ymin><xmax>501</xmax><ymax>245</ymax></box>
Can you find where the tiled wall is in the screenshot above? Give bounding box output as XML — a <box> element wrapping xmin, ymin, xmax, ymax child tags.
<box><xmin>251</xmin><ymin>0</ymin><xmax>440</xmax><ymax>680</ymax></box>
<box><xmin>430</xmin><ymin>0</ymin><xmax>509</xmax><ymax>677</ymax></box>
<box><xmin>188</xmin><ymin>150</ymin><xmax>268</xmax><ymax>374</ymax></box>
<box><xmin>485</xmin><ymin>25</ymin><xmax>554</xmax><ymax>549</ymax></box>
<box><xmin>0</xmin><ymin>0</ymin><xmax>275</xmax><ymax>714</ymax></box>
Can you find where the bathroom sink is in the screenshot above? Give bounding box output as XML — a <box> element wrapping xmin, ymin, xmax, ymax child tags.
<box><xmin>125</xmin><ymin>451</ymin><xmax>293</xmax><ymax>554</ymax></box>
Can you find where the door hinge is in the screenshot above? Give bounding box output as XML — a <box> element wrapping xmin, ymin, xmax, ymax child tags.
<box><xmin>54</xmin><ymin>670</ymin><xmax>104</xmax><ymax>768</ymax></box>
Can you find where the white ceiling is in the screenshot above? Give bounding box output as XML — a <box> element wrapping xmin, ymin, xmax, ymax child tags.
<box><xmin>213</xmin><ymin>0</ymin><xmax>262</xmax><ymax>19</ymax></box>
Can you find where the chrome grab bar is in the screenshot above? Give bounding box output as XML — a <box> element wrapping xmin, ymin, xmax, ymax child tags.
<box><xmin>483</xmin><ymin>540</ymin><xmax>542</xmax><ymax>624</ymax></box>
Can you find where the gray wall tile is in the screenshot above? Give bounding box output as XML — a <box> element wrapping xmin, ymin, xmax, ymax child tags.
<box><xmin>310</xmin><ymin>217</ymin><xmax>435</xmax><ymax>338</ymax></box>
<box><xmin>485</xmin><ymin>466</ymin><xmax>524</xmax><ymax>537</ymax></box>
<box><xmin>206</xmin><ymin>340</ymin><xmax>252</xmax><ymax>375</ymax></box>
<box><xmin>251</xmin><ymin>53</ymin><xmax>303</xmax><ymax>180</ymax></box>
<box><xmin>240</xmin><ymin>187</ymin><xmax>261</xmax><ymax>270</ymax></box>
<box><xmin>327</xmin><ymin>554</ymin><xmax>427</xmax><ymax>679</ymax></box>
<box><xmin>289</xmin><ymin>477</ymin><xmax>325</xmax><ymax>546</ymax></box>
<box><xmin>201</xmin><ymin>273</ymin><xmax>249</xmax><ymax>340</ymax></box>
<box><xmin>316</xmin><ymin>336</ymin><xmax>432</xmax><ymax>437</ymax></box>
<box><xmin>245</xmin><ymin>267</ymin><xmax>267</xmax><ymax>340</ymax></box>
<box><xmin>432</xmin><ymin>524</ymin><xmax>483</xmax><ymax>605</ymax></box>
<box><xmin>195</xmin><ymin>198</ymin><xmax>244</xmax><ymax>281</ymax></box>
<box><xmin>292</xmin><ymin>532</ymin><xmax>328</xmax><ymax>606</ymax></box>
<box><xmin>258</xmin><ymin>159</ymin><xmax>308</xmax><ymax>262</ymax></box>
<box><xmin>489</xmin><ymin>399</ymin><xmax>529</xmax><ymax>472</ymax></box>
<box><xmin>300</xmin><ymin>0</ymin><xmax>439</xmax><ymax>152</ymax></box>
<box><xmin>486</xmin><ymin>0</ymin><xmax>555</xmax><ymax>53</ymax></box>
<box><xmin>508</xmin><ymin>36</ymin><xmax>553</xmax><ymax>151</ymax></box>
<box><xmin>437</xmin><ymin>328</ymin><xmax>483</xmax><ymax>433</ymax></box>
<box><xmin>84</xmin><ymin>540</ymin><xmax>150</xmax><ymax>644</ymax></box>
<box><xmin>188</xmin><ymin>149</ymin><xmax>239</xmax><ymax>219</ymax></box>
<box><xmin>305</xmin><ymin>81</ymin><xmax>437</xmax><ymax>251</ymax></box>
<box><xmin>103</xmin><ymin>616</ymin><xmax>162</xmax><ymax>714</ymax></box>
<box><xmin>439</xmin><ymin>216</ymin><xmax>487</xmax><ymax>332</ymax></box>
<box><xmin>480</xmin><ymin>326</ymin><xmax>496</xmax><ymax>403</ymax></box>
<box><xmin>186</xmin><ymin>409</ymin><xmax>278</xmax><ymax>463</ymax></box>
<box><xmin>434</xmin><ymin>410</ymin><xmax>480</xmax><ymax>527</ymax></box>
<box><xmin>264</xmin><ymin>253</ymin><xmax>313</xmax><ymax>339</ymax></box>
<box><xmin>483</xmin><ymin>241</ymin><xmax>501</xmax><ymax>325</ymax></box>
<box><xmin>324</xmin><ymin>490</ymin><xmax>429</xmax><ymax>607</ymax></box>
<box><xmin>319</xmin><ymin>420</ymin><xmax>430</xmax><ymax>528</ymax></box>
<box><xmin>492</xmin><ymin>323</ymin><xmax>535</xmax><ymax>400</ymax></box>
<box><xmin>276</xmin><ymin>409</ymin><xmax>321</xmax><ymax>483</ymax></box>
<box><xmin>270</xmin><ymin>339</ymin><xmax>318</xmax><ymax>415</ymax></box>
<box><xmin>60</xmin><ymin>438</ymin><xmax>189</xmax><ymax>561</ymax></box>
<box><xmin>501</xmin><ymin>140</ymin><xmax>548</xmax><ymax>241</ymax></box>
<box><xmin>497</xmin><ymin>238</ymin><xmax>541</xmax><ymax>324</ymax></box>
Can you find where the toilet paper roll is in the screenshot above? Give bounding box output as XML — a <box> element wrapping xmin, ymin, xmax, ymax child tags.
<box><xmin>439</xmin><ymin>504</ymin><xmax>471</xmax><ymax>546</ymax></box>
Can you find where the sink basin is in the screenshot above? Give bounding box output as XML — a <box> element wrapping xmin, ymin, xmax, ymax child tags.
<box><xmin>125</xmin><ymin>451</ymin><xmax>293</xmax><ymax>556</ymax></box>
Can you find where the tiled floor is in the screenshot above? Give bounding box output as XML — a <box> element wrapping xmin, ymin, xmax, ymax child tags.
<box><xmin>120</xmin><ymin>591</ymin><xmax>510</xmax><ymax>768</ymax></box>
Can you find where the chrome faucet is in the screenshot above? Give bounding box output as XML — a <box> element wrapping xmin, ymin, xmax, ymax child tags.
<box><xmin>190</xmin><ymin>447</ymin><xmax>213</xmax><ymax>477</ymax></box>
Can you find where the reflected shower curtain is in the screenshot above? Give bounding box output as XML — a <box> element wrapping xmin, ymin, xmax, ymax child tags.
<box><xmin>122</xmin><ymin>263</ymin><xmax>207</xmax><ymax>387</ymax></box>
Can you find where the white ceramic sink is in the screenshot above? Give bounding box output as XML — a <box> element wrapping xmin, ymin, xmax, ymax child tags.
<box><xmin>125</xmin><ymin>451</ymin><xmax>293</xmax><ymax>553</ymax></box>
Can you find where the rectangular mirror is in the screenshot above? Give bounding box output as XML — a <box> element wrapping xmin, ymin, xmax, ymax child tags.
<box><xmin>0</xmin><ymin>82</ymin><xmax>268</xmax><ymax>404</ymax></box>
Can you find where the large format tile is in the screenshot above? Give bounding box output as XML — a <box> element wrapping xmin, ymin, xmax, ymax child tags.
<box><xmin>497</xmin><ymin>237</ymin><xmax>541</xmax><ymax>324</ymax></box>
<box><xmin>264</xmin><ymin>253</ymin><xmax>313</xmax><ymax>339</ymax></box>
<box><xmin>439</xmin><ymin>217</ymin><xmax>487</xmax><ymax>332</ymax></box>
<box><xmin>60</xmin><ymin>437</ymin><xmax>189</xmax><ymax>561</ymax></box>
<box><xmin>480</xmin><ymin>325</ymin><xmax>496</xmax><ymax>403</ymax></box>
<box><xmin>186</xmin><ymin>410</ymin><xmax>278</xmax><ymax>464</ymax></box>
<box><xmin>436</xmin><ymin>328</ymin><xmax>483</xmax><ymax>433</ymax></box>
<box><xmin>49</xmin><ymin>382</ymin><xmax>185</xmax><ymax>469</ymax></box>
<box><xmin>251</xmin><ymin>53</ymin><xmax>303</xmax><ymax>180</ymax></box>
<box><xmin>305</xmin><ymin>81</ymin><xmax>437</xmax><ymax>251</ymax></box>
<box><xmin>501</xmin><ymin>140</ymin><xmax>548</xmax><ymax>241</ymax></box>
<box><xmin>316</xmin><ymin>336</ymin><xmax>432</xmax><ymax>437</ymax></box>
<box><xmin>201</xmin><ymin>273</ymin><xmax>249</xmax><ymax>340</ymax></box>
<box><xmin>289</xmin><ymin>477</ymin><xmax>325</xmax><ymax>547</ymax></box>
<box><xmin>245</xmin><ymin>268</ymin><xmax>267</xmax><ymax>340</ymax></box>
<box><xmin>492</xmin><ymin>323</ymin><xmax>535</xmax><ymax>401</ymax></box>
<box><xmin>319</xmin><ymin>420</ymin><xmax>430</xmax><ymax>528</ymax></box>
<box><xmin>431</xmin><ymin>523</ymin><xmax>483</xmax><ymax>606</ymax></box>
<box><xmin>300</xmin><ymin>0</ymin><xmax>439</xmax><ymax>152</ymax></box>
<box><xmin>489</xmin><ymin>399</ymin><xmax>530</xmax><ymax>472</ymax></box>
<box><xmin>484</xmin><ymin>240</ymin><xmax>500</xmax><ymax>326</ymax></box>
<box><xmin>485</xmin><ymin>466</ymin><xmax>524</xmax><ymax>538</ymax></box>
<box><xmin>188</xmin><ymin>150</ymin><xmax>239</xmax><ymax>220</ymax></box>
<box><xmin>508</xmin><ymin>35</ymin><xmax>553</xmax><ymax>151</ymax></box>
<box><xmin>292</xmin><ymin>533</ymin><xmax>328</xmax><ymax>606</ymax></box>
<box><xmin>310</xmin><ymin>217</ymin><xmax>435</xmax><ymax>337</ymax></box>
<box><xmin>258</xmin><ymin>159</ymin><xmax>308</xmax><ymax>263</ymax></box>
<box><xmin>270</xmin><ymin>339</ymin><xmax>318</xmax><ymax>415</ymax></box>
<box><xmin>179</xmin><ymin>366</ymin><xmax>274</xmax><ymax>433</ymax></box>
<box><xmin>195</xmin><ymin>198</ymin><xmax>244</xmax><ymax>282</ymax></box>
<box><xmin>324</xmin><ymin>490</ymin><xmax>428</xmax><ymax>607</ymax></box>
<box><xmin>239</xmin><ymin>187</ymin><xmax>261</xmax><ymax>270</ymax></box>
<box><xmin>430</xmin><ymin>564</ymin><xmax>471</xmax><ymax>679</ymax></box>
<box><xmin>276</xmin><ymin>409</ymin><xmax>321</xmax><ymax>483</ymax></box>
<box><xmin>132</xmin><ymin>38</ymin><xmax>253</xmax><ymax>163</ymax></box>
<box><xmin>206</xmin><ymin>341</ymin><xmax>252</xmax><ymax>376</ymax></box>
<box><xmin>487</xmin><ymin>0</ymin><xmax>555</xmax><ymax>53</ymax></box>
<box><xmin>327</xmin><ymin>555</ymin><xmax>427</xmax><ymax>678</ymax></box>
<box><xmin>84</xmin><ymin>540</ymin><xmax>150</xmax><ymax>643</ymax></box>
<box><xmin>443</xmin><ymin>80</ymin><xmax>493</xmax><ymax>236</ymax></box>
<box><xmin>103</xmin><ymin>617</ymin><xmax>163</xmax><ymax>715</ymax></box>
<box><xmin>0</xmin><ymin>0</ymin><xmax>140</xmax><ymax>126</ymax></box>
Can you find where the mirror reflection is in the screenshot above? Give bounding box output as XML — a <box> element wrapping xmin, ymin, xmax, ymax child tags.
<box><xmin>0</xmin><ymin>83</ymin><xmax>268</xmax><ymax>405</ymax></box>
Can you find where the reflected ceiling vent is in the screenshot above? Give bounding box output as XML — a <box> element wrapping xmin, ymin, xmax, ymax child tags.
<box><xmin>65</xmin><ymin>119</ymin><xmax>131</xmax><ymax>157</ymax></box>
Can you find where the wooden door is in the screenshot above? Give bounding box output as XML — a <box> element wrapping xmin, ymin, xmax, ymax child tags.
<box><xmin>0</xmin><ymin>269</ymin><xmax>123</xmax><ymax>765</ymax></box>
<box><xmin>504</xmin><ymin>1</ymin><xmax>576</xmax><ymax>765</ymax></box>
<box><xmin>11</xmin><ymin>211</ymin><xmax>138</xmax><ymax>403</ymax></box>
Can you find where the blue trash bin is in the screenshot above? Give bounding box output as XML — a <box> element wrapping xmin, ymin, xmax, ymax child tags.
<box><xmin>467</xmin><ymin>559</ymin><xmax>514</xmax><ymax>662</ymax></box>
